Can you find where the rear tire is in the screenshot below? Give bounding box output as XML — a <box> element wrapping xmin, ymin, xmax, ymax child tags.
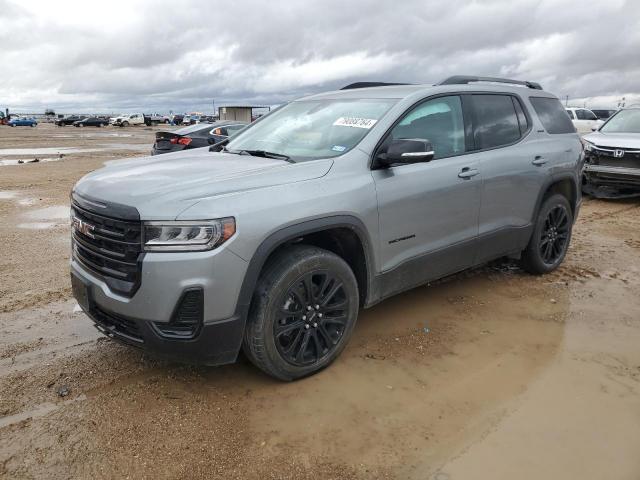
<box><xmin>520</xmin><ymin>194</ymin><xmax>573</xmax><ymax>274</ymax></box>
<box><xmin>243</xmin><ymin>245</ymin><xmax>359</xmax><ymax>381</ymax></box>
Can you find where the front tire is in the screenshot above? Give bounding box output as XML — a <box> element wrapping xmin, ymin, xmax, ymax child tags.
<box><xmin>520</xmin><ymin>194</ymin><xmax>573</xmax><ymax>274</ymax></box>
<box><xmin>243</xmin><ymin>245</ymin><xmax>359</xmax><ymax>381</ymax></box>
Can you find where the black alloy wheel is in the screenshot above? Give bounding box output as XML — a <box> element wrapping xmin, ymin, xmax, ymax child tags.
<box><xmin>520</xmin><ymin>193</ymin><xmax>573</xmax><ymax>274</ymax></box>
<box><xmin>243</xmin><ymin>245</ymin><xmax>359</xmax><ymax>381</ymax></box>
<box><xmin>275</xmin><ymin>271</ymin><xmax>350</xmax><ymax>366</ymax></box>
<box><xmin>539</xmin><ymin>205</ymin><xmax>570</xmax><ymax>265</ymax></box>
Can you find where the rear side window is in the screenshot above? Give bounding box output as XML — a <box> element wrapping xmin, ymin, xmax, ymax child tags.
<box><xmin>530</xmin><ymin>97</ymin><xmax>576</xmax><ymax>134</ymax></box>
<box><xmin>566</xmin><ymin>110</ymin><xmax>575</xmax><ymax>119</ymax></box>
<box><xmin>471</xmin><ymin>94</ymin><xmax>522</xmax><ymax>149</ymax></box>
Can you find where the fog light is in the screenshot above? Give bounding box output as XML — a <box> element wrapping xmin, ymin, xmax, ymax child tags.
<box><xmin>152</xmin><ymin>289</ymin><xmax>203</xmax><ymax>339</ymax></box>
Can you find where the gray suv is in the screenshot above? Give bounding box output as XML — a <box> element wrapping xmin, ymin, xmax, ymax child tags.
<box><xmin>70</xmin><ymin>76</ymin><xmax>583</xmax><ymax>380</ymax></box>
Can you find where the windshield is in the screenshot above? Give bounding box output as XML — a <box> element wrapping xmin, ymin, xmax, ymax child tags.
<box><xmin>600</xmin><ymin>109</ymin><xmax>640</xmax><ymax>133</ymax></box>
<box><xmin>225</xmin><ymin>98</ymin><xmax>396</xmax><ymax>161</ymax></box>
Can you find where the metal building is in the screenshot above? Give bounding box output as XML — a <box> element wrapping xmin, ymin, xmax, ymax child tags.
<box><xmin>218</xmin><ymin>106</ymin><xmax>269</xmax><ymax>122</ymax></box>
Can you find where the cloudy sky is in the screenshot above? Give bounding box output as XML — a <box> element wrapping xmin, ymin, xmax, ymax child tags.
<box><xmin>1</xmin><ymin>0</ymin><xmax>638</xmax><ymax>114</ymax></box>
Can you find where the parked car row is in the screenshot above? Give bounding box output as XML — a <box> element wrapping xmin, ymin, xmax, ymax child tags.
<box><xmin>4</xmin><ymin>112</ymin><xmax>223</xmax><ymax>128</ymax></box>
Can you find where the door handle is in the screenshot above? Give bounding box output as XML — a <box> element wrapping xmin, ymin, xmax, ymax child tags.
<box><xmin>532</xmin><ymin>156</ymin><xmax>547</xmax><ymax>166</ymax></box>
<box><xmin>458</xmin><ymin>167</ymin><xmax>479</xmax><ymax>179</ymax></box>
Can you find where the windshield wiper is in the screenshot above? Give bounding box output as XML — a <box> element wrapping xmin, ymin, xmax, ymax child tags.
<box><xmin>238</xmin><ymin>149</ymin><xmax>294</xmax><ymax>163</ymax></box>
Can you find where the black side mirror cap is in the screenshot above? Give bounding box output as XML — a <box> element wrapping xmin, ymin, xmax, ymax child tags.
<box><xmin>377</xmin><ymin>138</ymin><xmax>434</xmax><ymax>167</ymax></box>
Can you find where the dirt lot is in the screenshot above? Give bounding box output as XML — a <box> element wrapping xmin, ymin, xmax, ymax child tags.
<box><xmin>1</xmin><ymin>123</ymin><xmax>639</xmax><ymax>479</ymax></box>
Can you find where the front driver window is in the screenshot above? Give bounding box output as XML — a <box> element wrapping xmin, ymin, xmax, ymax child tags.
<box><xmin>389</xmin><ymin>96</ymin><xmax>465</xmax><ymax>159</ymax></box>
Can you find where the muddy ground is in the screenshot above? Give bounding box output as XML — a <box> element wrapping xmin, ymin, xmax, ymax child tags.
<box><xmin>0</xmin><ymin>123</ymin><xmax>639</xmax><ymax>479</ymax></box>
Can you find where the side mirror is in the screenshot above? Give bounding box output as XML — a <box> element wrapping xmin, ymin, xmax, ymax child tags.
<box><xmin>591</xmin><ymin>125</ymin><xmax>599</xmax><ymax>132</ymax></box>
<box><xmin>377</xmin><ymin>138</ymin><xmax>434</xmax><ymax>167</ymax></box>
<box><xmin>209</xmin><ymin>137</ymin><xmax>229</xmax><ymax>152</ymax></box>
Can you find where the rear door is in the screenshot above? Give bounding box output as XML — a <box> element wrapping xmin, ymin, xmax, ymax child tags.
<box><xmin>372</xmin><ymin>94</ymin><xmax>482</xmax><ymax>296</ymax></box>
<box><xmin>470</xmin><ymin>93</ymin><xmax>547</xmax><ymax>262</ymax></box>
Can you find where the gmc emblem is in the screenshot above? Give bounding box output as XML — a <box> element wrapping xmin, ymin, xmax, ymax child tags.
<box><xmin>72</xmin><ymin>216</ymin><xmax>95</xmax><ymax>238</ymax></box>
<box><xmin>614</xmin><ymin>149</ymin><xmax>625</xmax><ymax>158</ymax></box>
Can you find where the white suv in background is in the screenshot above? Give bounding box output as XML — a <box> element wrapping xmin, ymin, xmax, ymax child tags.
<box><xmin>565</xmin><ymin>107</ymin><xmax>604</xmax><ymax>133</ymax></box>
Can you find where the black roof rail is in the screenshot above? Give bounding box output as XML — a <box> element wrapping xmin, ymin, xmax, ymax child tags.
<box><xmin>340</xmin><ymin>82</ymin><xmax>410</xmax><ymax>90</ymax></box>
<box><xmin>437</xmin><ymin>75</ymin><xmax>543</xmax><ymax>90</ymax></box>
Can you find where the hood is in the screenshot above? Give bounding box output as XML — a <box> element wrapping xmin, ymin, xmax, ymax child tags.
<box><xmin>73</xmin><ymin>148</ymin><xmax>333</xmax><ymax>219</ymax></box>
<box><xmin>583</xmin><ymin>131</ymin><xmax>640</xmax><ymax>149</ymax></box>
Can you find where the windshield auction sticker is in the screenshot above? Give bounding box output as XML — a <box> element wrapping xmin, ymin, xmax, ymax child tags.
<box><xmin>333</xmin><ymin>117</ymin><xmax>378</xmax><ymax>129</ymax></box>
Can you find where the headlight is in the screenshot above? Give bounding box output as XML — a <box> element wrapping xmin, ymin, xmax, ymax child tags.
<box><xmin>582</xmin><ymin>139</ymin><xmax>593</xmax><ymax>152</ymax></box>
<box><xmin>143</xmin><ymin>218</ymin><xmax>235</xmax><ymax>252</ymax></box>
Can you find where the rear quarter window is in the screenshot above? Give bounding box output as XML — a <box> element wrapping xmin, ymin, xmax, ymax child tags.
<box><xmin>530</xmin><ymin>97</ymin><xmax>576</xmax><ymax>134</ymax></box>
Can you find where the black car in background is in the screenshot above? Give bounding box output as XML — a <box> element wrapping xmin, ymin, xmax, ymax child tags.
<box><xmin>74</xmin><ymin>117</ymin><xmax>108</xmax><ymax>127</ymax></box>
<box><xmin>151</xmin><ymin>121</ymin><xmax>247</xmax><ymax>155</ymax></box>
<box><xmin>55</xmin><ymin>115</ymin><xmax>85</xmax><ymax>126</ymax></box>
<box><xmin>591</xmin><ymin>109</ymin><xmax>618</xmax><ymax>120</ymax></box>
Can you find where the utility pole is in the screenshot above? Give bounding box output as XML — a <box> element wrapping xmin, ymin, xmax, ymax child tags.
<box><xmin>564</xmin><ymin>95</ymin><xmax>569</xmax><ymax>107</ymax></box>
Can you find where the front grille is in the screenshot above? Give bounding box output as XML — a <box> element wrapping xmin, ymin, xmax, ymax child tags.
<box><xmin>589</xmin><ymin>146</ymin><xmax>640</xmax><ymax>169</ymax></box>
<box><xmin>91</xmin><ymin>304</ymin><xmax>144</xmax><ymax>343</ymax></box>
<box><xmin>71</xmin><ymin>201</ymin><xmax>143</xmax><ymax>296</ymax></box>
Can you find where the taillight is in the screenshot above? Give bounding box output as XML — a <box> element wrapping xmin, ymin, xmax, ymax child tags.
<box><xmin>170</xmin><ymin>136</ymin><xmax>192</xmax><ymax>146</ymax></box>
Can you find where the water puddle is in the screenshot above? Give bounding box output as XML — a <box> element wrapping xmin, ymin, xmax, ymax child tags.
<box><xmin>0</xmin><ymin>191</ymin><xmax>18</xmax><ymax>200</ymax></box>
<box><xmin>0</xmin><ymin>190</ymin><xmax>39</xmax><ymax>207</ymax></box>
<box><xmin>17</xmin><ymin>222</ymin><xmax>58</xmax><ymax>230</ymax></box>
<box><xmin>0</xmin><ymin>147</ymin><xmax>95</xmax><ymax>156</ymax></box>
<box><xmin>24</xmin><ymin>205</ymin><xmax>69</xmax><ymax>220</ymax></box>
<box><xmin>18</xmin><ymin>197</ymin><xmax>38</xmax><ymax>206</ymax></box>
<box><xmin>0</xmin><ymin>157</ymin><xmax>63</xmax><ymax>166</ymax></box>
<box><xmin>0</xmin><ymin>144</ymin><xmax>150</xmax><ymax>165</ymax></box>
<box><xmin>17</xmin><ymin>205</ymin><xmax>70</xmax><ymax>229</ymax></box>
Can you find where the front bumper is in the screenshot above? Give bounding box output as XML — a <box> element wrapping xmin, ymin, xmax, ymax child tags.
<box><xmin>70</xmin><ymin>246</ymin><xmax>250</xmax><ymax>365</ymax></box>
<box><xmin>583</xmin><ymin>164</ymin><xmax>640</xmax><ymax>196</ymax></box>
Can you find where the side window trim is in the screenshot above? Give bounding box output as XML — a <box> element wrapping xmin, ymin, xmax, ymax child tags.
<box><xmin>460</xmin><ymin>94</ymin><xmax>476</xmax><ymax>152</ymax></box>
<box><xmin>511</xmin><ymin>96</ymin><xmax>529</xmax><ymax>135</ymax></box>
